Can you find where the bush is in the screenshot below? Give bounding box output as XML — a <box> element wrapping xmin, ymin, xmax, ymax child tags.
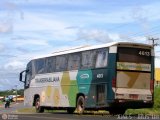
<box><xmin>154</xmin><ymin>86</ymin><xmax>160</xmax><ymax>108</ymax></box>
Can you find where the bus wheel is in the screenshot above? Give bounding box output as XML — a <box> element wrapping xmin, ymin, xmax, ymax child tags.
<box><xmin>35</xmin><ymin>98</ymin><xmax>44</xmax><ymax>113</ymax></box>
<box><xmin>67</xmin><ymin>108</ymin><xmax>75</xmax><ymax>114</ymax></box>
<box><xmin>76</xmin><ymin>96</ymin><xmax>85</xmax><ymax>114</ymax></box>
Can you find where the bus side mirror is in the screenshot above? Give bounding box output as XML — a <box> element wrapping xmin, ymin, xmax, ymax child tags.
<box><xmin>19</xmin><ymin>70</ymin><xmax>28</xmax><ymax>83</ymax></box>
<box><xmin>19</xmin><ymin>72</ymin><xmax>24</xmax><ymax>83</ymax></box>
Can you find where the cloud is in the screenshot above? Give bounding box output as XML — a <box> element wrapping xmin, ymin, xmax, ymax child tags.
<box><xmin>0</xmin><ymin>44</ymin><xmax>5</xmax><ymax>52</ymax></box>
<box><xmin>12</xmin><ymin>11</ymin><xmax>78</xmax><ymax>41</ymax></box>
<box><xmin>19</xmin><ymin>0</ymin><xmax>92</xmax><ymax>6</ymax></box>
<box><xmin>76</xmin><ymin>29</ymin><xmax>114</xmax><ymax>43</ymax></box>
<box><xmin>0</xmin><ymin>78</ymin><xmax>13</xmax><ymax>90</ymax></box>
<box><xmin>51</xmin><ymin>1</ymin><xmax>160</xmax><ymax>25</ymax></box>
<box><xmin>14</xmin><ymin>39</ymin><xmax>49</xmax><ymax>46</ymax></box>
<box><xmin>119</xmin><ymin>35</ymin><xmax>148</xmax><ymax>43</ymax></box>
<box><xmin>65</xmin><ymin>26</ymin><xmax>79</xmax><ymax>29</ymax></box>
<box><xmin>0</xmin><ymin>59</ymin><xmax>25</xmax><ymax>90</ymax></box>
<box><xmin>0</xmin><ymin>0</ymin><xmax>23</xmax><ymax>34</ymax></box>
<box><xmin>16</xmin><ymin>47</ymin><xmax>31</xmax><ymax>53</ymax></box>
<box><xmin>0</xmin><ymin>54</ymin><xmax>16</xmax><ymax>58</ymax></box>
<box><xmin>0</xmin><ymin>21</ymin><xmax>13</xmax><ymax>33</ymax></box>
<box><xmin>76</xmin><ymin>28</ymin><xmax>134</xmax><ymax>43</ymax></box>
<box><xmin>155</xmin><ymin>58</ymin><xmax>160</xmax><ymax>68</ymax></box>
<box><xmin>4</xmin><ymin>60</ymin><xmax>25</xmax><ymax>71</ymax></box>
<box><xmin>0</xmin><ymin>77</ymin><xmax>23</xmax><ymax>90</ymax></box>
<box><xmin>14</xmin><ymin>11</ymin><xmax>69</xmax><ymax>31</ymax></box>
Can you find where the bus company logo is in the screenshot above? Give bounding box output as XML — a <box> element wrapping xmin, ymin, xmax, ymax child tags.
<box><xmin>80</xmin><ymin>74</ymin><xmax>89</xmax><ymax>79</ymax></box>
<box><xmin>2</xmin><ymin>114</ymin><xmax>7</xmax><ymax>120</ymax></box>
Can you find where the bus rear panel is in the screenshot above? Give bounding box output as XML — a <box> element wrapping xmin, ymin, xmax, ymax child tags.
<box><xmin>112</xmin><ymin>45</ymin><xmax>154</xmax><ymax>108</ymax></box>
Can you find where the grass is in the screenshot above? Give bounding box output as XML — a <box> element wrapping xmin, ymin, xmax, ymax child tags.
<box><xmin>153</xmin><ymin>86</ymin><xmax>160</xmax><ymax>108</ymax></box>
<box><xmin>125</xmin><ymin>108</ymin><xmax>160</xmax><ymax>115</ymax></box>
<box><xmin>17</xmin><ymin>107</ymin><xmax>36</xmax><ymax>113</ymax></box>
<box><xmin>125</xmin><ymin>86</ymin><xmax>160</xmax><ymax>115</ymax></box>
<box><xmin>0</xmin><ymin>101</ymin><xmax>4</xmax><ymax>107</ymax></box>
<box><xmin>0</xmin><ymin>101</ymin><xmax>3</xmax><ymax>105</ymax></box>
<box><xmin>44</xmin><ymin>109</ymin><xmax>66</xmax><ymax>113</ymax></box>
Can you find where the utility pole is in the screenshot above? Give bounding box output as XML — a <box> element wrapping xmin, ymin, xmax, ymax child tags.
<box><xmin>15</xmin><ymin>85</ymin><xmax>18</xmax><ymax>103</ymax></box>
<box><xmin>148</xmin><ymin>37</ymin><xmax>159</xmax><ymax>47</ymax></box>
<box><xmin>148</xmin><ymin>37</ymin><xmax>159</xmax><ymax>86</ymax></box>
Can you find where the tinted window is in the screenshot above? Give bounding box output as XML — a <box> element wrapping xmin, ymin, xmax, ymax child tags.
<box><xmin>56</xmin><ymin>55</ymin><xmax>68</xmax><ymax>72</ymax></box>
<box><xmin>32</xmin><ymin>60</ymin><xmax>36</xmax><ymax>78</ymax></box>
<box><xmin>95</xmin><ymin>48</ymin><xmax>108</xmax><ymax>68</ymax></box>
<box><xmin>25</xmin><ymin>61</ymin><xmax>32</xmax><ymax>88</ymax></box>
<box><xmin>81</xmin><ymin>50</ymin><xmax>97</xmax><ymax>69</ymax></box>
<box><xmin>45</xmin><ymin>57</ymin><xmax>56</xmax><ymax>73</ymax></box>
<box><xmin>118</xmin><ymin>47</ymin><xmax>151</xmax><ymax>64</ymax></box>
<box><xmin>35</xmin><ymin>59</ymin><xmax>45</xmax><ymax>74</ymax></box>
<box><xmin>68</xmin><ymin>53</ymin><xmax>81</xmax><ymax>70</ymax></box>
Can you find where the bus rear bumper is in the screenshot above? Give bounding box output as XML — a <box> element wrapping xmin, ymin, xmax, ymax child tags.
<box><xmin>110</xmin><ymin>100</ymin><xmax>154</xmax><ymax>109</ymax></box>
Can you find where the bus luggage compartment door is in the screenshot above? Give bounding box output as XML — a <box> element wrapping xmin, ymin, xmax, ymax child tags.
<box><xmin>96</xmin><ymin>84</ymin><xmax>106</xmax><ymax>106</ymax></box>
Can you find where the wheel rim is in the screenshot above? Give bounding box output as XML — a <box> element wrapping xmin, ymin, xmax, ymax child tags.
<box><xmin>78</xmin><ymin>104</ymin><xmax>83</xmax><ymax>112</ymax></box>
<box><xmin>36</xmin><ymin>101</ymin><xmax>40</xmax><ymax>109</ymax></box>
<box><xmin>77</xmin><ymin>97</ymin><xmax>84</xmax><ymax>113</ymax></box>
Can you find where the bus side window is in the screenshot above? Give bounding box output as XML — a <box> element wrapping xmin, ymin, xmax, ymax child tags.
<box><xmin>45</xmin><ymin>57</ymin><xmax>56</xmax><ymax>73</ymax></box>
<box><xmin>81</xmin><ymin>50</ymin><xmax>97</xmax><ymax>69</ymax></box>
<box><xmin>35</xmin><ymin>59</ymin><xmax>45</xmax><ymax>74</ymax></box>
<box><xmin>68</xmin><ymin>53</ymin><xmax>81</xmax><ymax>70</ymax></box>
<box><xmin>95</xmin><ymin>48</ymin><xmax>108</xmax><ymax>68</ymax></box>
<box><xmin>56</xmin><ymin>55</ymin><xmax>68</xmax><ymax>72</ymax></box>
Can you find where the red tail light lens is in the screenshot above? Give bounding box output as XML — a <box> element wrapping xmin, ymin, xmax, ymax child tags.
<box><xmin>150</xmin><ymin>80</ymin><xmax>154</xmax><ymax>94</ymax></box>
<box><xmin>112</xmin><ymin>78</ymin><xmax>116</xmax><ymax>87</ymax></box>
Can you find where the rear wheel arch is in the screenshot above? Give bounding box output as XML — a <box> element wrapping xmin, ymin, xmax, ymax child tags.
<box><xmin>76</xmin><ymin>93</ymin><xmax>85</xmax><ymax>114</ymax></box>
<box><xmin>76</xmin><ymin>93</ymin><xmax>85</xmax><ymax>102</ymax></box>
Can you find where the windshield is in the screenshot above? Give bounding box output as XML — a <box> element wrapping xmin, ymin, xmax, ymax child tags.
<box><xmin>25</xmin><ymin>61</ymin><xmax>32</xmax><ymax>88</ymax></box>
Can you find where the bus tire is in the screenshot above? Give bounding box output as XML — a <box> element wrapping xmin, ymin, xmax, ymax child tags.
<box><xmin>67</xmin><ymin>108</ymin><xmax>75</xmax><ymax>114</ymax></box>
<box><xmin>76</xmin><ymin>96</ymin><xmax>85</xmax><ymax>114</ymax></box>
<box><xmin>35</xmin><ymin>98</ymin><xmax>44</xmax><ymax>113</ymax></box>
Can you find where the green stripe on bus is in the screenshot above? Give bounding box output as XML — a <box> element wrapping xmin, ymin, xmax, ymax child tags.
<box><xmin>77</xmin><ymin>70</ymin><xmax>92</xmax><ymax>94</ymax></box>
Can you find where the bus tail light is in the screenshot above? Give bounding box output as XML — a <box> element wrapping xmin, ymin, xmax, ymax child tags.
<box><xmin>150</xmin><ymin>80</ymin><xmax>154</xmax><ymax>94</ymax></box>
<box><xmin>112</xmin><ymin>78</ymin><xmax>116</xmax><ymax>87</ymax></box>
<box><xmin>116</xmin><ymin>93</ymin><xmax>124</xmax><ymax>99</ymax></box>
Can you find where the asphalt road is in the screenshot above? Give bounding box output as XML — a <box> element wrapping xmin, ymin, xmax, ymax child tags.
<box><xmin>0</xmin><ymin>103</ymin><xmax>118</xmax><ymax>120</ymax></box>
<box><xmin>0</xmin><ymin>103</ymin><xmax>159</xmax><ymax>120</ymax></box>
<box><xmin>0</xmin><ymin>113</ymin><xmax>118</xmax><ymax>120</ymax></box>
<box><xmin>0</xmin><ymin>102</ymin><xmax>25</xmax><ymax>114</ymax></box>
<box><xmin>1</xmin><ymin>112</ymin><xmax>159</xmax><ymax>120</ymax></box>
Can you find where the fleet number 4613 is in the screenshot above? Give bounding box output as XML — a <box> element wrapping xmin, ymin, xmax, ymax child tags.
<box><xmin>139</xmin><ymin>51</ymin><xmax>150</xmax><ymax>56</ymax></box>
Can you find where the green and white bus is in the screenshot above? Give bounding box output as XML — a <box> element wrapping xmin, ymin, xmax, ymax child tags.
<box><xmin>19</xmin><ymin>42</ymin><xmax>154</xmax><ymax>114</ymax></box>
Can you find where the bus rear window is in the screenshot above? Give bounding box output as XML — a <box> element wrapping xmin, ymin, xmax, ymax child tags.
<box><xmin>117</xmin><ymin>47</ymin><xmax>151</xmax><ymax>64</ymax></box>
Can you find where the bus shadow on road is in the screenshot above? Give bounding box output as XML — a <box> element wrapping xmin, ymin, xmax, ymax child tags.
<box><xmin>46</xmin><ymin>110</ymin><xmax>110</xmax><ymax>116</ymax></box>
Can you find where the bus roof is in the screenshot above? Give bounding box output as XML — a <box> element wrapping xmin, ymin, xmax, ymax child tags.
<box><xmin>32</xmin><ymin>42</ymin><xmax>153</xmax><ymax>60</ymax></box>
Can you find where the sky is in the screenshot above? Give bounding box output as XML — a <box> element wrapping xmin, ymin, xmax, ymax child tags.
<box><xmin>0</xmin><ymin>0</ymin><xmax>160</xmax><ymax>90</ymax></box>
